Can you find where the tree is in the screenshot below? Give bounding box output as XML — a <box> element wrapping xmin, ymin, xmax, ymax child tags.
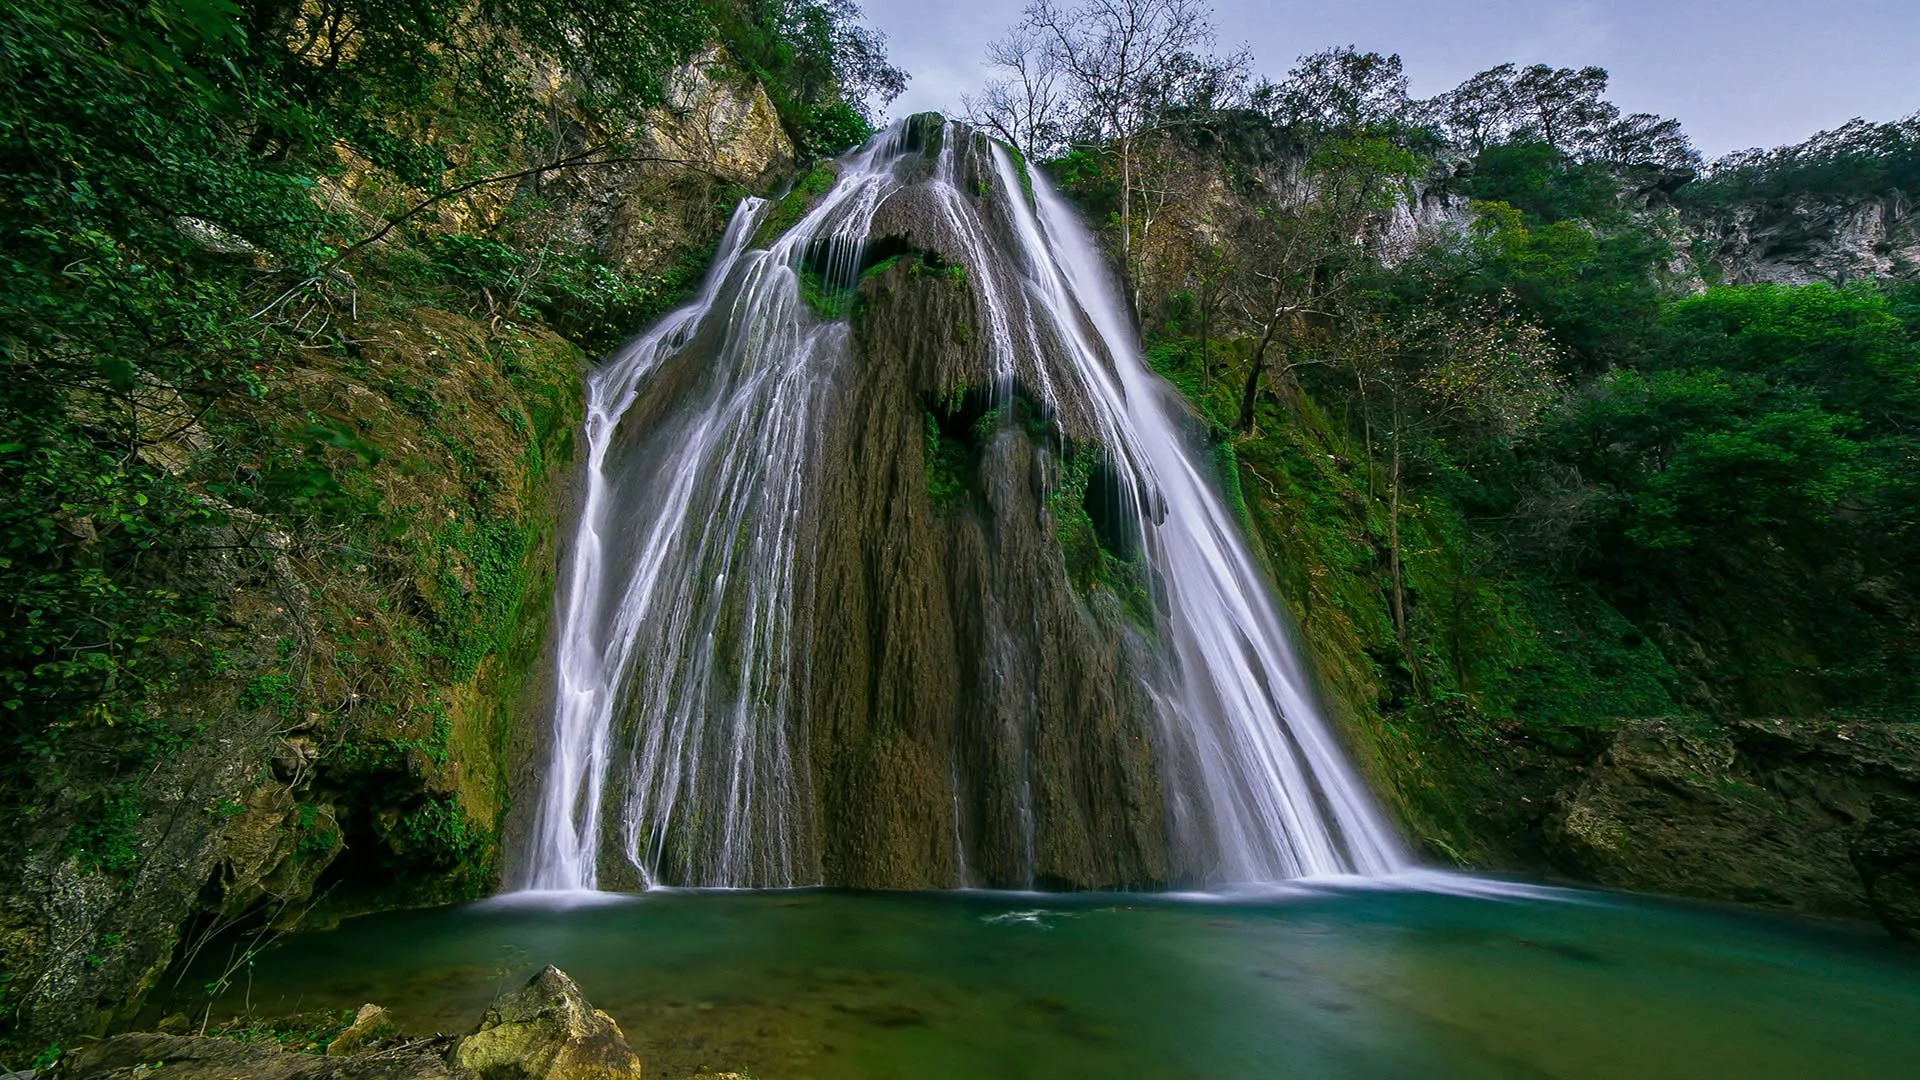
<box><xmin>1426</xmin><ymin>62</ymin><xmax>1695</xmax><ymax>167</ymax></box>
<box><xmin>1019</xmin><ymin>0</ymin><xmax>1241</xmax><ymax>285</ymax></box>
<box><xmin>1259</xmin><ymin>46</ymin><xmax>1411</xmax><ymax>135</ymax></box>
<box><xmin>1227</xmin><ymin>132</ymin><xmax>1421</xmax><ymax>432</ymax></box>
<box><xmin>965</xmin><ymin>24</ymin><xmax>1069</xmax><ymax>158</ymax></box>
<box><xmin>1345</xmin><ymin>298</ymin><xmax>1562</xmax><ymax>652</ymax></box>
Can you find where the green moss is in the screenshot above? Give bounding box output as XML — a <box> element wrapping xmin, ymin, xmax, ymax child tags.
<box><xmin>1048</xmin><ymin>445</ymin><xmax>1155</xmax><ymax>629</ymax></box>
<box><xmin>64</xmin><ymin>786</ymin><xmax>141</xmax><ymax>874</ymax></box>
<box><xmin>207</xmin><ymin>1010</ymin><xmax>356</xmax><ymax>1055</ymax></box>
<box><xmin>752</xmin><ymin>164</ymin><xmax>837</xmax><ymax>249</ymax></box>
<box><xmin>924</xmin><ymin>411</ymin><xmax>973</xmax><ymax>512</ymax></box>
<box><xmin>1003</xmin><ymin>141</ymin><xmax>1037</xmax><ymax>207</ymax></box>
<box><xmin>799</xmin><ymin>265</ymin><xmax>858</xmax><ymax>319</ymax></box>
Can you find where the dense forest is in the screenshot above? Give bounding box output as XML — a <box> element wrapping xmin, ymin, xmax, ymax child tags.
<box><xmin>3</xmin><ymin>0</ymin><xmax>1917</xmax><ymax>1059</ymax></box>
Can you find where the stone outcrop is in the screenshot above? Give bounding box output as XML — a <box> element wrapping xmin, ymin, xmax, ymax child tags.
<box><xmin>1850</xmin><ymin>794</ymin><xmax>1920</xmax><ymax>941</ymax></box>
<box><xmin>328</xmin><ymin>1005</ymin><xmax>402</xmax><ymax>1057</ymax></box>
<box><xmin>1546</xmin><ymin>719</ymin><xmax>1920</xmax><ymax>929</ymax></box>
<box><xmin>1688</xmin><ymin>192</ymin><xmax>1919</xmax><ymax>285</ymax></box>
<box><xmin>537</xmin><ymin>47</ymin><xmax>795</xmax><ymax>279</ymax></box>
<box><xmin>453</xmin><ymin>967</ymin><xmax>643</xmax><ymax>1080</ymax></box>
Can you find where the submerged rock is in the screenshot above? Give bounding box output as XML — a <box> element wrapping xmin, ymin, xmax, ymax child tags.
<box><xmin>453</xmin><ymin>966</ymin><xmax>644</xmax><ymax>1080</ymax></box>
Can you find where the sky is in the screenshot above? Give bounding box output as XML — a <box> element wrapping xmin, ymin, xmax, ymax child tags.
<box><xmin>860</xmin><ymin>0</ymin><xmax>1920</xmax><ymax>158</ymax></box>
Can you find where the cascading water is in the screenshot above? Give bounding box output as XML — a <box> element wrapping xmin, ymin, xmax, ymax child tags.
<box><xmin>518</xmin><ymin>119</ymin><xmax>1402</xmax><ymax>894</ymax></box>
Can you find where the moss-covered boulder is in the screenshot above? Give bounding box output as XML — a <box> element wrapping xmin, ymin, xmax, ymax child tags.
<box><xmin>453</xmin><ymin>967</ymin><xmax>642</xmax><ymax>1080</ymax></box>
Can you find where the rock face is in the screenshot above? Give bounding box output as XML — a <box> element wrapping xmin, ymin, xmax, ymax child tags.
<box><xmin>0</xmin><ymin>37</ymin><xmax>793</xmax><ymax>1047</ymax></box>
<box><xmin>453</xmin><ymin>967</ymin><xmax>643</xmax><ymax>1080</ymax></box>
<box><xmin>1547</xmin><ymin>719</ymin><xmax>1920</xmax><ymax>925</ymax></box>
<box><xmin>1851</xmin><ymin>794</ymin><xmax>1920</xmax><ymax>941</ymax></box>
<box><xmin>807</xmin><ymin>233</ymin><xmax>1169</xmax><ymax>890</ymax></box>
<box><xmin>1689</xmin><ymin>192</ymin><xmax>1919</xmax><ymax>285</ymax></box>
<box><xmin>539</xmin><ymin>46</ymin><xmax>795</xmax><ymax>279</ymax></box>
<box><xmin>0</xmin><ymin>311</ymin><xmax>584</xmax><ymax>1045</ymax></box>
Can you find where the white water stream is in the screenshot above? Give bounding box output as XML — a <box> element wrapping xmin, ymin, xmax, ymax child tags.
<box><xmin>519</xmin><ymin>122</ymin><xmax>1403</xmax><ymax>893</ymax></box>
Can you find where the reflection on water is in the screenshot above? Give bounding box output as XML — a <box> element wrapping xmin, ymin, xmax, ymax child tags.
<box><xmin>157</xmin><ymin>882</ymin><xmax>1920</xmax><ymax>1079</ymax></box>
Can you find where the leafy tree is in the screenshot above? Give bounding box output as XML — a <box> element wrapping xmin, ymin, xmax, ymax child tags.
<box><xmin>1686</xmin><ymin>112</ymin><xmax>1920</xmax><ymax>206</ymax></box>
<box><xmin>1257</xmin><ymin>46</ymin><xmax>1412</xmax><ymax>137</ymax></box>
<box><xmin>1427</xmin><ymin>62</ymin><xmax>1697</xmax><ymax>168</ymax></box>
<box><xmin>1227</xmin><ymin>132</ymin><xmax>1422</xmax><ymax>431</ymax></box>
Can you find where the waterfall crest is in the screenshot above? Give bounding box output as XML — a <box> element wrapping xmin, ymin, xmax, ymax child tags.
<box><xmin>518</xmin><ymin>119</ymin><xmax>1402</xmax><ymax>893</ymax></box>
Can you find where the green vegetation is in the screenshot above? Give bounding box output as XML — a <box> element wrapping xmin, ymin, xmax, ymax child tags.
<box><xmin>0</xmin><ymin>0</ymin><xmax>904</xmax><ymax>1049</ymax></box>
<box><xmin>996</xmin><ymin>2</ymin><xmax>1920</xmax><ymax>861</ymax></box>
<box><xmin>1049</xmin><ymin>446</ymin><xmax>1155</xmax><ymax>629</ymax></box>
<box><xmin>752</xmin><ymin>162</ymin><xmax>838</xmax><ymax>248</ymax></box>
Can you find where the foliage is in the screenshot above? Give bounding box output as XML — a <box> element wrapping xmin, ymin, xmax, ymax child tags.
<box><xmin>1683</xmin><ymin>112</ymin><xmax>1920</xmax><ymax>207</ymax></box>
<box><xmin>713</xmin><ymin>0</ymin><xmax>907</xmax><ymax>156</ymax></box>
<box><xmin>923</xmin><ymin>411</ymin><xmax>972</xmax><ymax>512</ymax></box>
<box><xmin>1425</xmin><ymin>62</ymin><xmax>1698</xmax><ymax>168</ymax></box>
<box><xmin>751</xmin><ymin>163</ymin><xmax>837</xmax><ymax>247</ymax></box>
<box><xmin>0</xmin><ymin>0</ymin><xmax>903</xmax><ymax>797</ymax></box>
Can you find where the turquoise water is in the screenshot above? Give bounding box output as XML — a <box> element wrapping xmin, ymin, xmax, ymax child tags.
<box><xmin>166</xmin><ymin>879</ymin><xmax>1920</xmax><ymax>1079</ymax></box>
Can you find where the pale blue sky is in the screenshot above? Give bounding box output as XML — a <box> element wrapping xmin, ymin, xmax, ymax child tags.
<box><xmin>862</xmin><ymin>0</ymin><xmax>1919</xmax><ymax>157</ymax></box>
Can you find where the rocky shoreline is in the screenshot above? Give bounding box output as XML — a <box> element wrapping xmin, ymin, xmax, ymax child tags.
<box><xmin>39</xmin><ymin>968</ymin><xmax>704</xmax><ymax>1080</ymax></box>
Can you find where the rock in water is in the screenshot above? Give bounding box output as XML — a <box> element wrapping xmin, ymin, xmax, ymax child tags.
<box><xmin>1851</xmin><ymin>794</ymin><xmax>1920</xmax><ymax>941</ymax></box>
<box><xmin>453</xmin><ymin>967</ymin><xmax>643</xmax><ymax>1080</ymax></box>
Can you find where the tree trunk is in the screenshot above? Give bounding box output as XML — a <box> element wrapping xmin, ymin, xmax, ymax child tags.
<box><xmin>1385</xmin><ymin>417</ymin><xmax>1429</xmax><ymax>706</ymax></box>
<box><xmin>1199</xmin><ymin>301</ymin><xmax>1210</xmax><ymax>390</ymax></box>
<box><xmin>1236</xmin><ymin>318</ymin><xmax>1280</xmax><ymax>433</ymax></box>
<box><xmin>1387</xmin><ymin>430</ymin><xmax>1406</xmax><ymax>641</ymax></box>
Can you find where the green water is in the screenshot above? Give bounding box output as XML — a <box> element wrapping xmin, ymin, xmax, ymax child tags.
<box><xmin>166</xmin><ymin>879</ymin><xmax>1919</xmax><ymax>1079</ymax></box>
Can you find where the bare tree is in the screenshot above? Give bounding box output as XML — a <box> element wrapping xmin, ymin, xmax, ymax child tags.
<box><xmin>1020</xmin><ymin>0</ymin><xmax>1230</xmax><ymax>279</ymax></box>
<box><xmin>965</xmin><ymin>25</ymin><xmax>1068</xmax><ymax>158</ymax></box>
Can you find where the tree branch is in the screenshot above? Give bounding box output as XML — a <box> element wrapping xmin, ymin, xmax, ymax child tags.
<box><xmin>325</xmin><ymin>148</ymin><xmax>723</xmax><ymax>273</ymax></box>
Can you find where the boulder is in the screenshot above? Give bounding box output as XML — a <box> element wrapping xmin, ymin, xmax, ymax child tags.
<box><xmin>453</xmin><ymin>967</ymin><xmax>643</xmax><ymax>1080</ymax></box>
<box><xmin>327</xmin><ymin>1004</ymin><xmax>401</xmax><ymax>1056</ymax></box>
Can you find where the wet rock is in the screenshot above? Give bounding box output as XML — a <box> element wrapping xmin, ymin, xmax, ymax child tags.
<box><xmin>1850</xmin><ymin>794</ymin><xmax>1920</xmax><ymax>942</ymax></box>
<box><xmin>1548</xmin><ymin>718</ymin><xmax>1920</xmax><ymax>926</ymax></box>
<box><xmin>328</xmin><ymin>1004</ymin><xmax>401</xmax><ymax>1056</ymax></box>
<box><xmin>453</xmin><ymin>966</ymin><xmax>643</xmax><ymax>1080</ymax></box>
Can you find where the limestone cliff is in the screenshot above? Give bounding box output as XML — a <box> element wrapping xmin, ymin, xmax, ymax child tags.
<box><xmin>1687</xmin><ymin>190</ymin><xmax>1919</xmax><ymax>285</ymax></box>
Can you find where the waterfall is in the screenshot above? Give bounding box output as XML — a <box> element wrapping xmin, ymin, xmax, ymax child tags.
<box><xmin>518</xmin><ymin>120</ymin><xmax>1402</xmax><ymax>894</ymax></box>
